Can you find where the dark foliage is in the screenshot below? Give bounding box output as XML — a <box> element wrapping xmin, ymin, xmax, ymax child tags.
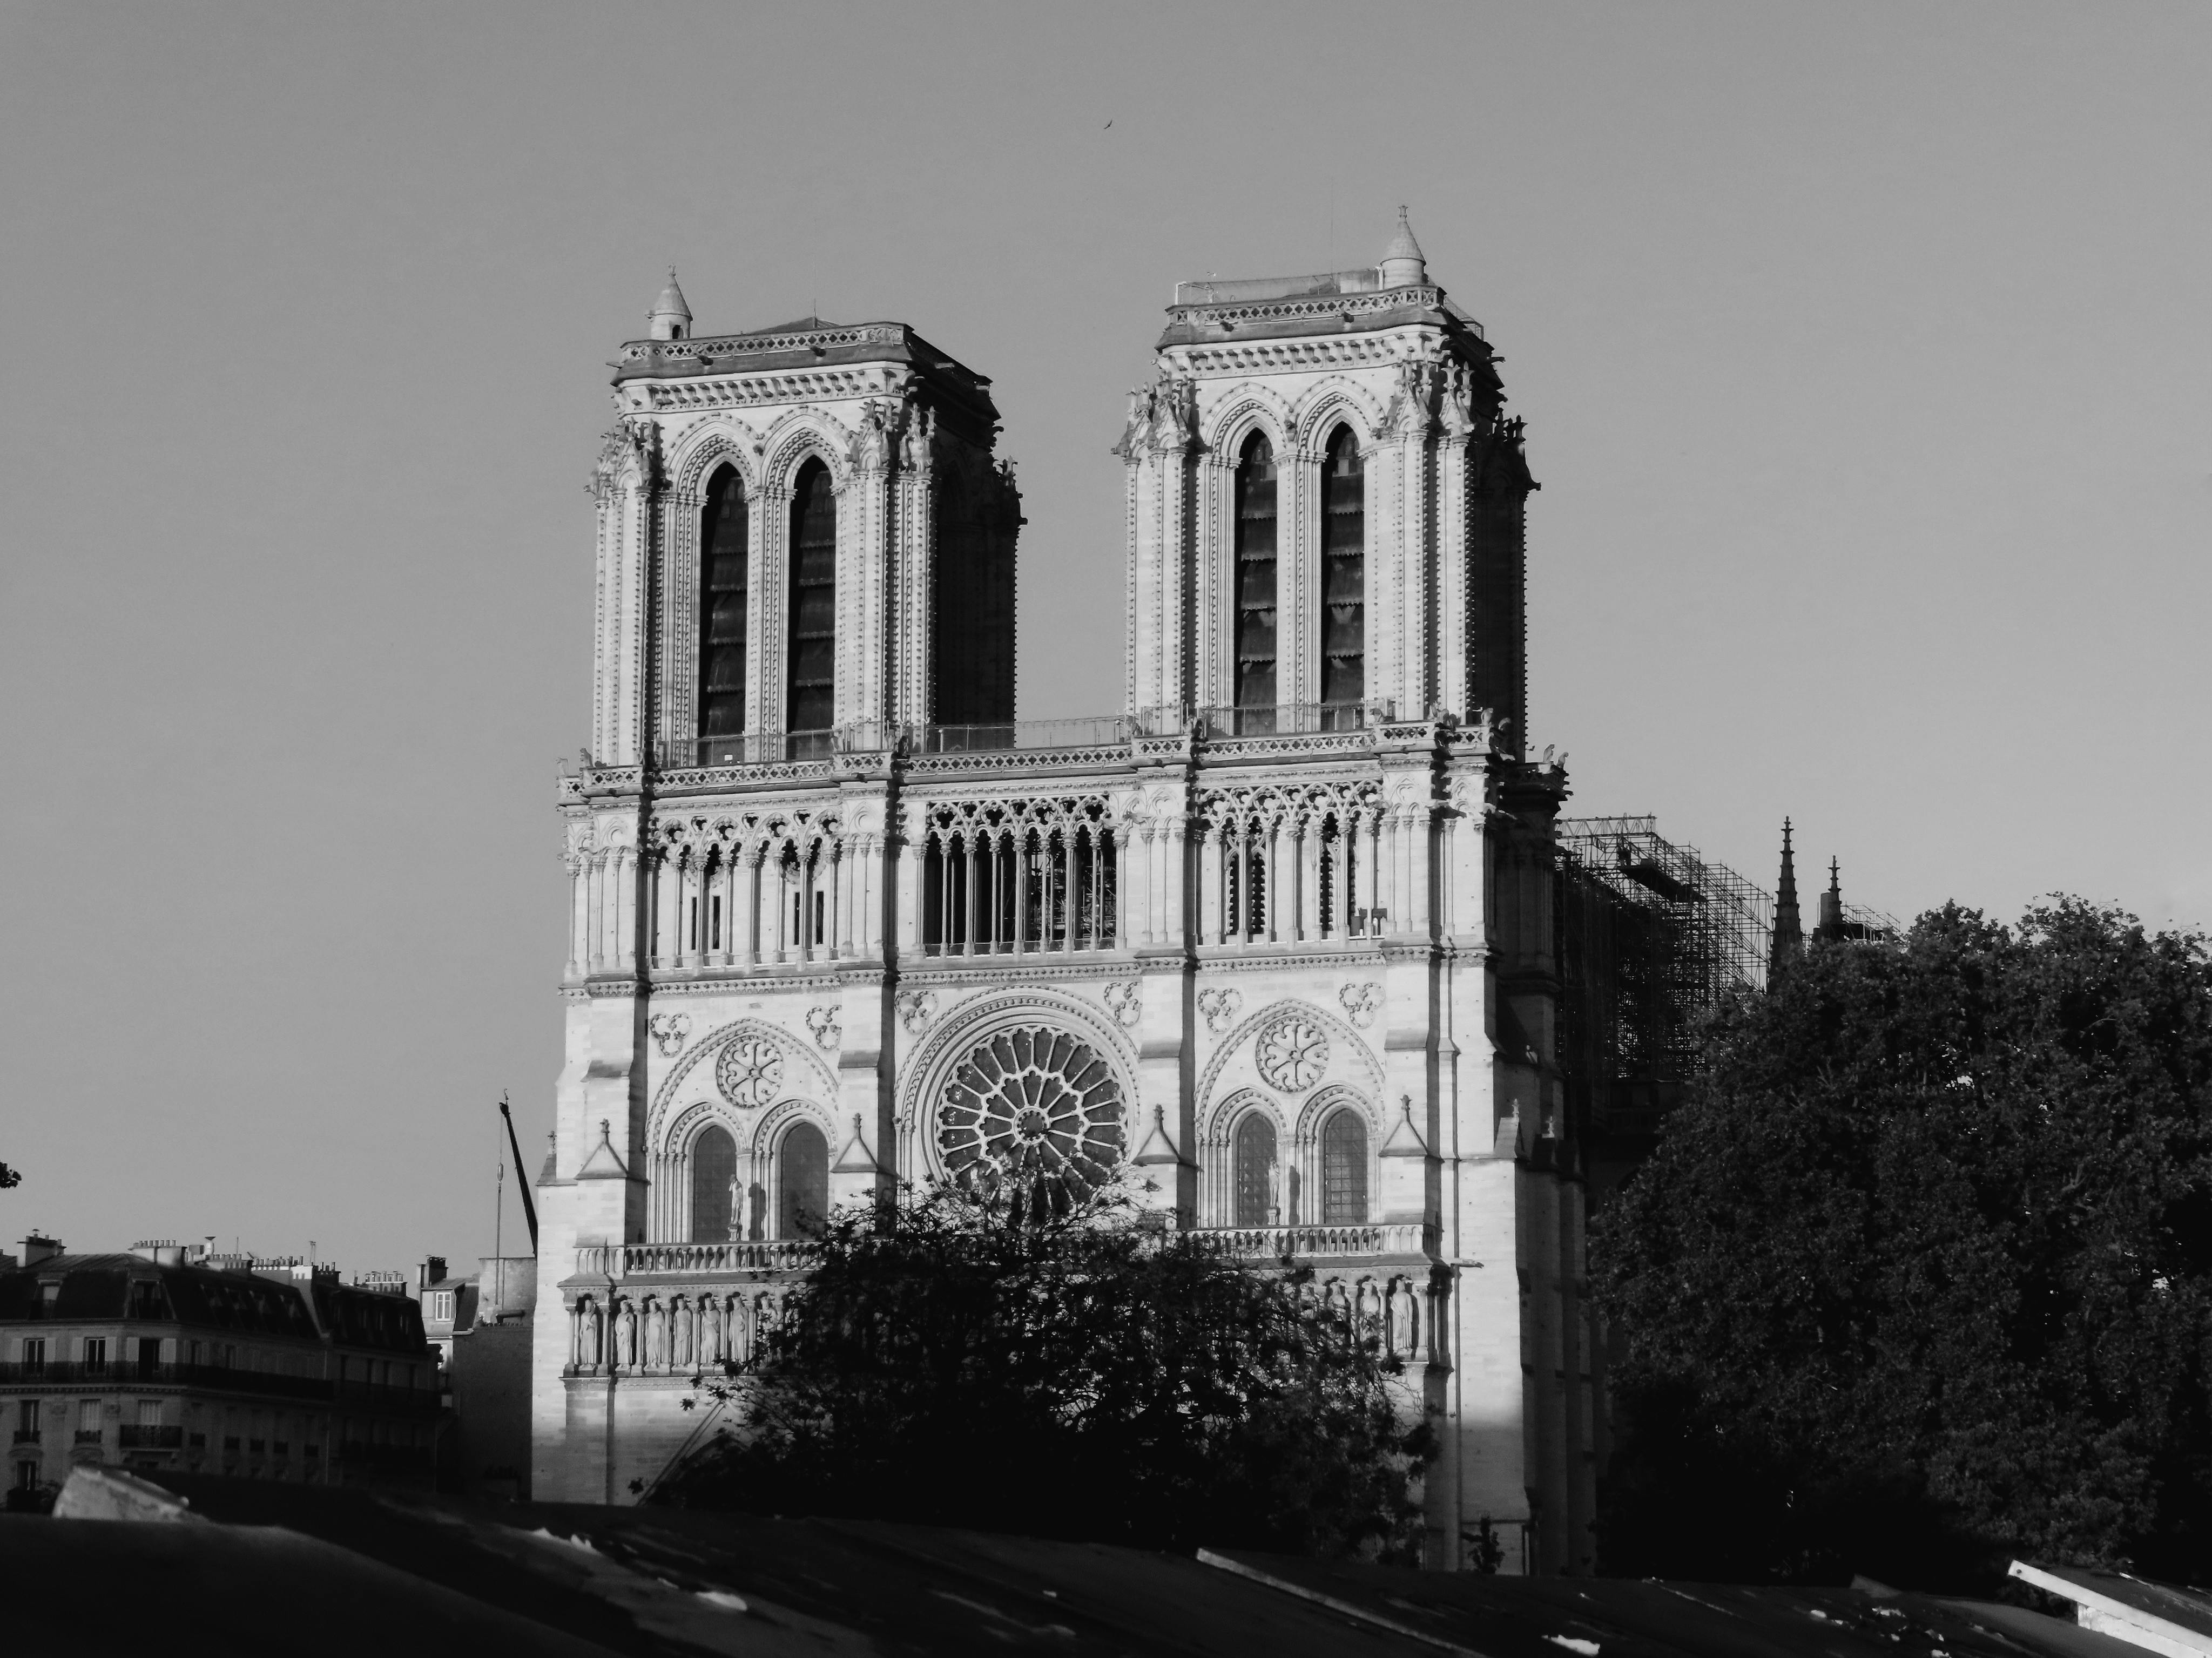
<box><xmin>654</xmin><ymin>1185</ymin><xmax>1432</xmax><ymax>1561</ymax></box>
<box><xmin>1593</xmin><ymin>901</ymin><xmax>2212</xmax><ymax>1588</ymax></box>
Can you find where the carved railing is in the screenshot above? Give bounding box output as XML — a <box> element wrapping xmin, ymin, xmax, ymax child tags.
<box><xmin>1188</xmin><ymin>1223</ymin><xmax>1435</xmax><ymax>1260</ymax></box>
<box><xmin>576</xmin><ymin>1241</ymin><xmax>819</xmax><ymax>1280</ymax></box>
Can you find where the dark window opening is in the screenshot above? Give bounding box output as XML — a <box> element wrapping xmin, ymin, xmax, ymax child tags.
<box><xmin>1320</xmin><ymin>426</ymin><xmax>1365</xmax><ymax>714</ymax></box>
<box><xmin>786</xmin><ymin>458</ymin><xmax>837</xmax><ymax>754</ymax></box>
<box><xmin>1233</xmin><ymin>432</ymin><xmax>1277</xmax><ymax>731</ymax></box>
<box><xmin>698</xmin><ymin>466</ymin><xmax>748</xmax><ymax>757</ymax></box>
<box><xmin>1234</xmin><ymin>1113</ymin><xmax>1278</xmax><ymax>1227</ymax></box>
<box><xmin>778</xmin><ymin>1123</ymin><xmax>830</xmax><ymax>1239</ymax></box>
<box><xmin>1321</xmin><ymin>1110</ymin><xmax>1369</xmax><ymax>1225</ymax></box>
<box><xmin>690</xmin><ymin>1125</ymin><xmax>737</xmax><ymax>1244</ymax></box>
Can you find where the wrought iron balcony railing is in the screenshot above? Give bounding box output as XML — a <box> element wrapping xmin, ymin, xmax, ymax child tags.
<box><xmin>118</xmin><ymin>1425</ymin><xmax>183</xmax><ymax>1449</ymax></box>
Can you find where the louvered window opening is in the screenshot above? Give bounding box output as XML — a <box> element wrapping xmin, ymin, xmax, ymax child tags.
<box><xmin>923</xmin><ymin>822</ymin><xmax>1117</xmax><ymax>956</ymax></box>
<box><xmin>1233</xmin><ymin>1114</ymin><xmax>1278</xmax><ymax>1227</ymax></box>
<box><xmin>1320</xmin><ymin>427</ymin><xmax>1365</xmax><ymax>719</ymax></box>
<box><xmin>1233</xmin><ymin>433</ymin><xmax>1277</xmax><ymax>733</ymax></box>
<box><xmin>1320</xmin><ymin>1110</ymin><xmax>1369</xmax><ymax>1225</ymax></box>
<box><xmin>697</xmin><ymin>467</ymin><xmax>748</xmax><ymax>760</ymax></box>
<box><xmin>786</xmin><ymin>459</ymin><xmax>837</xmax><ymax>757</ymax></box>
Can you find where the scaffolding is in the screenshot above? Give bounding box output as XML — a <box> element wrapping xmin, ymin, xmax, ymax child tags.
<box><xmin>1553</xmin><ymin>817</ymin><xmax>1775</xmax><ymax>1140</ymax></box>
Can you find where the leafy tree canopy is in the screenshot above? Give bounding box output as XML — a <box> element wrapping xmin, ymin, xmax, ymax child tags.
<box><xmin>654</xmin><ymin>1185</ymin><xmax>1432</xmax><ymax>1562</ymax></box>
<box><xmin>1594</xmin><ymin>901</ymin><xmax>2212</xmax><ymax>1588</ymax></box>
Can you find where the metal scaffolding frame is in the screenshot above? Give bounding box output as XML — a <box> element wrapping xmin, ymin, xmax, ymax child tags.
<box><xmin>1553</xmin><ymin>816</ymin><xmax>1776</xmax><ymax>1138</ymax></box>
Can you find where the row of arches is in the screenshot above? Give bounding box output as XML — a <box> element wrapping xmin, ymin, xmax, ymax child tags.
<box><xmin>1230</xmin><ymin>1101</ymin><xmax>1370</xmax><ymax>1228</ymax></box>
<box><xmin>685</xmin><ymin>1121</ymin><xmax>827</xmax><ymax>1243</ymax></box>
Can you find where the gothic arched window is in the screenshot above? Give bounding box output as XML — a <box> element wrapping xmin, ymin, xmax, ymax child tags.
<box><xmin>697</xmin><ymin>466</ymin><xmax>748</xmax><ymax>760</ymax></box>
<box><xmin>1320</xmin><ymin>1109</ymin><xmax>1368</xmax><ymax>1226</ymax></box>
<box><xmin>1233</xmin><ymin>1112</ymin><xmax>1278</xmax><ymax>1227</ymax></box>
<box><xmin>1233</xmin><ymin>432</ymin><xmax>1277</xmax><ymax>732</ymax></box>
<box><xmin>1320</xmin><ymin>427</ymin><xmax>1365</xmax><ymax>720</ymax></box>
<box><xmin>690</xmin><ymin>1125</ymin><xmax>737</xmax><ymax>1243</ymax></box>
<box><xmin>786</xmin><ymin>458</ymin><xmax>837</xmax><ymax>753</ymax></box>
<box><xmin>777</xmin><ymin>1121</ymin><xmax>829</xmax><ymax>1238</ymax></box>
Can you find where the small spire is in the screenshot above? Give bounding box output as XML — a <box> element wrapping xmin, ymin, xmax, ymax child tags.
<box><xmin>647</xmin><ymin>266</ymin><xmax>692</xmax><ymax>341</ymax></box>
<box><xmin>1380</xmin><ymin>205</ymin><xmax>1427</xmax><ymax>288</ymax></box>
<box><xmin>1770</xmin><ymin>817</ymin><xmax>1803</xmax><ymax>974</ymax></box>
<box><xmin>1816</xmin><ymin>856</ymin><xmax>1846</xmax><ymax>943</ymax></box>
<box><xmin>1133</xmin><ymin>1103</ymin><xmax>1185</xmax><ymax>1167</ymax></box>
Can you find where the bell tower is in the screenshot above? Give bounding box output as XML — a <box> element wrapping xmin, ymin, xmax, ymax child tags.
<box><xmin>1119</xmin><ymin>209</ymin><xmax>1533</xmax><ymax>742</ymax></box>
<box><xmin>586</xmin><ymin>287</ymin><xmax>1020</xmax><ymax>767</ymax></box>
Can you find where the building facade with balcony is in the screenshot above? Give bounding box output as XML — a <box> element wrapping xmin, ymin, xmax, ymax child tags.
<box><xmin>535</xmin><ymin>220</ymin><xmax>1597</xmax><ymax>1573</ymax></box>
<box><xmin>2</xmin><ymin>1240</ymin><xmax>441</xmax><ymax>1504</ymax></box>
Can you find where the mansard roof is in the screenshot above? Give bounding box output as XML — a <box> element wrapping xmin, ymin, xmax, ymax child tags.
<box><xmin>0</xmin><ymin>1253</ymin><xmax>428</xmax><ymax>1352</ymax></box>
<box><xmin>1157</xmin><ymin>266</ymin><xmax>1492</xmax><ymax>358</ymax></box>
<box><xmin>611</xmin><ymin>315</ymin><xmax>1000</xmax><ymax>434</ymax></box>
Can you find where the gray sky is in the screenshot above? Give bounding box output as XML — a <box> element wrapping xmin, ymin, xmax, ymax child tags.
<box><xmin>3</xmin><ymin>4</ymin><xmax>2207</xmax><ymax>1273</ymax></box>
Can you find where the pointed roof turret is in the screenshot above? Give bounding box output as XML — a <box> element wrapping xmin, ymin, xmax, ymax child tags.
<box><xmin>647</xmin><ymin>266</ymin><xmax>692</xmax><ymax>341</ymax></box>
<box><xmin>1815</xmin><ymin>857</ymin><xmax>1846</xmax><ymax>943</ymax></box>
<box><xmin>1132</xmin><ymin>1105</ymin><xmax>1187</xmax><ymax>1168</ymax></box>
<box><xmin>1770</xmin><ymin>818</ymin><xmax>1804</xmax><ymax>973</ymax></box>
<box><xmin>1379</xmin><ymin>205</ymin><xmax>1428</xmax><ymax>288</ymax></box>
<box><xmin>1380</xmin><ymin>1094</ymin><xmax>1431</xmax><ymax>1159</ymax></box>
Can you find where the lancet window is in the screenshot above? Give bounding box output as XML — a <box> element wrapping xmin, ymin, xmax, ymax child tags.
<box><xmin>777</xmin><ymin>1121</ymin><xmax>828</xmax><ymax>1239</ymax></box>
<box><xmin>1320</xmin><ymin>1109</ymin><xmax>1368</xmax><ymax>1226</ymax></box>
<box><xmin>1233</xmin><ymin>432</ymin><xmax>1278</xmax><ymax>733</ymax></box>
<box><xmin>697</xmin><ymin>466</ymin><xmax>748</xmax><ymax>759</ymax></box>
<box><xmin>920</xmin><ymin>798</ymin><xmax>1118</xmax><ymax>956</ymax></box>
<box><xmin>643</xmin><ymin>809</ymin><xmax>852</xmax><ymax>972</ymax></box>
<box><xmin>689</xmin><ymin>1125</ymin><xmax>737</xmax><ymax>1243</ymax></box>
<box><xmin>786</xmin><ymin>458</ymin><xmax>837</xmax><ymax>754</ymax></box>
<box><xmin>1320</xmin><ymin>427</ymin><xmax>1365</xmax><ymax>720</ymax></box>
<box><xmin>1233</xmin><ymin>1113</ymin><xmax>1278</xmax><ymax>1227</ymax></box>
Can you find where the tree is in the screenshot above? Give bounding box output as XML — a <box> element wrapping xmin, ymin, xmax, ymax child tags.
<box><xmin>654</xmin><ymin>1185</ymin><xmax>1432</xmax><ymax>1562</ymax></box>
<box><xmin>1592</xmin><ymin>901</ymin><xmax>2212</xmax><ymax>1588</ymax></box>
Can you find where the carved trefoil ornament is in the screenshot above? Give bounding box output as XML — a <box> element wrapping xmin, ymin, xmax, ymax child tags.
<box><xmin>895</xmin><ymin>990</ymin><xmax>938</xmax><ymax>1036</ymax></box>
<box><xmin>806</xmin><ymin>1005</ymin><xmax>843</xmax><ymax>1051</ymax></box>
<box><xmin>1102</xmin><ymin>981</ymin><xmax>1143</xmax><ymax>1027</ymax></box>
<box><xmin>647</xmin><ymin>1011</ymin><xmax>692</xmax><ymax>1058</ymax></box>
<box><xmin>1338</xmin><ymin>982</ymin><xmax>1382</xmax><ymax>1030</ymax></box>
<box><xmin>1197</xmin><ymin>986</ymin><xmax>1242</xmax><ymax>1036</ymax></box>
<box><xmin>715</xmin><ymin>1038</ymin><xmax>784</xmax><ymax>1109</ymax></box>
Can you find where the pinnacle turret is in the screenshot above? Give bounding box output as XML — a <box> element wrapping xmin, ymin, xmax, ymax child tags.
<box><xmin>647</xmin><ymin>266</ymin><xmax>692</xmax><ymax>341</ymax></box>
<box><xmin>1770</xmin><ymin>818</ymin><xmax>1803</xmax><ymax>973</ymax></box>
<box><xmin>1379</xmin><ymin>205</ymin><xmax>1427</xmax><ymax>288</ymax></box>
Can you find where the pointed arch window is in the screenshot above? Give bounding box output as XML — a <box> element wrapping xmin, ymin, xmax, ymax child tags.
<box><xmin>697</xmin><ymin>467</ymin><xmax>748</xmax><ymax>762</ymax></box>
<box><xmin>1320</xmin><ymin>1109</ymin><xmax>1368</xmax><ymax>1225</ymax></box>
<box><xmin>1320</xmin><ymin>428</ymin><xmax>1365</xmax><ymax>723</ymax></box>
<box><xmin>690</xmin><ymin>1125</ymin><xmax>737</xmax><ymax>1243</ymax></box>
<box><xmin>1233</xmin><ymin>432</ymin><xmax>1277</xmax><ymax>733</ymax></box>
<box><xmin>777</xmin><ymin>1121</ymin><xmax>829</xmax><ymax>1239</ymax></box>
<box><xmin>1233</xmin><ymin>1112</ymin><xmax>1278</xmax><ymax>1227</ymax></box>
<box><xmin>786</xmin><ymin>458</ymin><xmax>836</xmax><ymax>755</ymax></box>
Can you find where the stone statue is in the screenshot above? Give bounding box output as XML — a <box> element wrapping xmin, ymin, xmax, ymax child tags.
<box><xmin>643</xmin><ymin>1300</ymin><xmax>666</xmax><ymax>1369</ymax></box>
<box><xmin>702</xmin><ymin>1296</ymin><xmax>725</xmax><ymax>1365</ymax></box>
<box><xmin>1389</xmin><ymin>1278</ymin><xmax>1418</xmax><ymax>1358</ymax></box>
<box><xmin>901</xmin><ymin>404</ymin><xmax>934</xmax><ymax>471</ymax></box>
<box><xmin>671</xmin><ymin>1298</ymin><xmax>693</xmax><ymax>1369</ymax></box>
<box><xmin>614</xmin><ymin>1298</ymin><xmax>637</xmax><ymax>1370</ymax></box>
<box><xmin>574</xmin><ymin>1297</ymin><xmax>601</xmax><ymax>1368</ymax></box>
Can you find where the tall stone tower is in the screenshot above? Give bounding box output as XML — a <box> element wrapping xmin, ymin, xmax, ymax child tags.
<box><xmin>535</xmin><ymin>226</ymin><xmax>1595</xmax><ymax>1576</ymax></box>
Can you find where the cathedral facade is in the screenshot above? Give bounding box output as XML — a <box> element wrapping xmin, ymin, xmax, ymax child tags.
<box><xmin>533</xmin><ymin>216</ymin><xmax>1597</xmax><ymax>1574</ymax></box>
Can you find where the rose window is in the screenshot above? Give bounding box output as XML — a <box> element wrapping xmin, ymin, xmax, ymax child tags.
<box><xmin>938</xmin><ymin>1026</ymin><xmax>1126</xmax><ymax>1208</ymax></box>
<box><xmin>1255</xmin><ymin>1018</ymin><xmax>1329</xmax><ymax>1092</ymax></box>
<box><xmin>716</xmin><ymin>1038</ymin><xmax>785</xmax><ymax>1109</ymax></box>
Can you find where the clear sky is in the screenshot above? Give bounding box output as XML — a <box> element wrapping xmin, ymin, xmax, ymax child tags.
<box><xmin>3</xmin><ymin>4</ymin><xmax>2207</xmax><ymax>1274</ymax></box>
